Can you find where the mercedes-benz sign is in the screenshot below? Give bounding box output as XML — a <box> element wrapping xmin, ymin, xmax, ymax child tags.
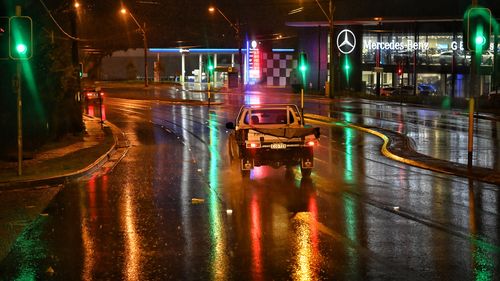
<box><xmin>336</xmin><ymin>29</ymin><xmax>356</xmax><ymax>54</ymax></box>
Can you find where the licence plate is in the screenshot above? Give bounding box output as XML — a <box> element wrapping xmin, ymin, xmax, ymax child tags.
<box><xmin>270</xmin><ymin>143</ymin><xmax>287</xmax><ymax>149</ymax></box>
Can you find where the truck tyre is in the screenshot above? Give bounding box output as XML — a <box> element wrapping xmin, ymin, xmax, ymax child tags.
<box><xmin>228</xmin><ymin>135</ymin><xmax>237</xmax><ymax>161</ymax></box>
<box><xmin>241</xmin><ymin>169</ymin><xmax>250</xmax><ymax>177</ymax></box>
<box><xmin>228</xmin><ymin>140</ymin><xmax>234</xmax><ymax>161</ymax></box>
<box><xmin>301</xmin><ymin>167</ymin><xmax>312</xmax><ymax>177</ymax></box>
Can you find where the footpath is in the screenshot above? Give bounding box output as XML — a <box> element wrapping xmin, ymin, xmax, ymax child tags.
<box><xmin>0</xmin><ymin>115</ymin><xmax>128</xmax><ymax>262</ymax></box>
<box><xmin>0</xmin><ymin>115</ymin><xmax>121</xmax><ymax>189</ymax></box>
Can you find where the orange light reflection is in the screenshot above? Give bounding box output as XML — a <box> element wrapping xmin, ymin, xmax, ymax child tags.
<box><xmin>121</xmin><ymin>183</ymin><xmax>141</xmax><ymax>280</ymax></box>
<box><xmin>291</xmin><ymin>194</ymin><xmax>320</xmax><ymax>281</ymax></box>
<box><xmin>251</xmin><ymin>194</ymin><xmax>263</xmax><ymax>280</ymax></box>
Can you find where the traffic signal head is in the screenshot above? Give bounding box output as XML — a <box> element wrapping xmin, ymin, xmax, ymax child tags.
<box><xmin>464</xmin><ymin>7</ymin><xmax>491</xmax><ymax>52</ymax></box>
<box><xmin>207</xmin><ymin>55</ymin><xmax>214</xmax><ymax>73</ymax></box>
<box><xmin>79</xmin><ymin>63</ymin><xmax>83</xmax><ymax>78</ymax></box>
<box><xmin>344</xmin><ymin>56</ymin><xmax>351</xmax><ymax>73</ymax></box>
<box><xmin>397</xmin><ymin>65</ymin><xmax>403</xmax><ymax>76</ymax></box>
<box><xmin>298</xmin><ymin>52</ymin><xmax>308</xmax><ymax>74</ymax></box>
<box><xmin>9</xmin><ymin>16</ymin><xmax>33</xmax><ymax>60</ymax></box>
<box><xmin>0</xmin><ymin>17</ymin><xmax>8</xmax><ymax>59</ymax></box>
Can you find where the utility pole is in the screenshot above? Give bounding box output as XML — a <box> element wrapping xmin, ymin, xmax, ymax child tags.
<box><xmin>15</xmin><ymin>5</ymin><xmax>22</xmax><ymax>176</ymax></box>
<box><xmin>312</xmin><ymin>0</ymin><xmax>335</xmax><ymax>97</ymax></box>
<box><xmin>143</xmin><ymin>22</ymin><xmax>148</xmax><ymax>87</ymax></box>
<box><xmin>328</xmin><ymin>0</ymin><xmax>335</xmax><ymax>98</ymax></box>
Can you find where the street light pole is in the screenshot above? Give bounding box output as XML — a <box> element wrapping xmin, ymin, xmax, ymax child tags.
<box><xmin>209</xmin><ymin>7</ymin><xmax>243</xmax><ymax>87</ymax></box>
<box><xmin>312</xmin><ymin>0</ymin><xmax>335</xmax><ymax>98</ymax></box>
<box><xmin>122</xmin><ymin>8</ymin><xmax>148</xmax><ymax>87</ymax></box>
<box><xmin>328</xmin><ymin>0</ymin><xmax>335</xmax><ymax>98</ymax></box>
<box><xmin>143</xmin><ymin>22</ymin><xmax>148</xmax><ymax>88</ymax></box>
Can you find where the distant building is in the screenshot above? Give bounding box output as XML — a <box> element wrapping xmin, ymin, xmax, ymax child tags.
<box><xmin>99</xmin><ymin>47</ymin><xmax>298</xmax><ymax>88</ymax></box>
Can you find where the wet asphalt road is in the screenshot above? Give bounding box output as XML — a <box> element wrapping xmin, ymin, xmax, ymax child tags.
<box><xmin>1</xmin><ymin>90</ymin><xmax>499</xmax><ymax>280</ymax></box>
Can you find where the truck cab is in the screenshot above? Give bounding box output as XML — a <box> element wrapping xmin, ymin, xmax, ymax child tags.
<box><xmin>226</xmin><ymin>104</ymin><xmax>320</xmax><ymax>177</ymax></box>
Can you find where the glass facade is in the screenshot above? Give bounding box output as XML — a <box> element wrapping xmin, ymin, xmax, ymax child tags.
<box><xmin>361</xmin><ymin>31</ymin><xmax>499</xmax><ymax>97</ymax></box>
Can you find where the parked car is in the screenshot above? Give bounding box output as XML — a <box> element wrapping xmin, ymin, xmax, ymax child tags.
<box><xmin>399</xmin><ymin>85</ymin><xmax>416</xmax><ymax>95</ymax></box>
<box><xmin>392</xmin><ymin>50</ymin><xmax>428</xmax><ymax>65</ymax></box>
<box><xmin>417</xmin><ymin>84</ymin><xmax>437</xmax><ymax>96</ymax></box>
<box><xmin>482</xmin><ymin>51</ymin><xmax>494</xmax><ymax>65</ymax></box>
<box><xmin>489</xmin><ymin>90</ymin><xmax>500</xmax><ymax>107</ymax></box>
<box><xmin>83</xmin><ymin>87</ymin><xmax>104</xmax><ymax>103</ymax></box>
<box><xmin>380</xmin><ymin>87</ymin><xmax>398</xmax><ymax>96</ymax></box>
<box><xmin>431</xmin><ymin>51</ymin><xmax>469</xmax><ymax>66</ymax></box>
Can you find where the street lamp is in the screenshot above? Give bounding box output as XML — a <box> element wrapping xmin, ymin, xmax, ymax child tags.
<box><xmin>121</xmin><ymin>7</ymin><xmax>148</xmax><ymax>87</ymax></box>
<box><xmin>312</xmin><ymin>0</ymin><xmax>335</xmax><ymax>98</ymax></box>
<box><xmin>209</xmin><ymin>6</ymin><xmax>244</xmax><ymax>87</ymax></box>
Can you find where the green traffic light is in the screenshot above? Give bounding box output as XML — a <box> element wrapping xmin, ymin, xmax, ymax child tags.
<box><xmin>16</xmin><ymin>43</ymin><xmax>27</xmax><ymax>54</ymax></box>
<box><xmin>9</xmin><ymin>16</ymin><xmax>33</xmax><ymax>60</ymax></box>
<box><xmin>298</xmin><ymin>52</ymin><xmax>308</xmax><ymax>74</ymax></box>
<box><xmin>344</xmin><ymin>57</ymin><xmax>351</xmax><ymax>73</ymax></box>
<box><xmin>475</xmin><ymin>35</ymin><xmax>486</xmax><ymax>46</ymax></box>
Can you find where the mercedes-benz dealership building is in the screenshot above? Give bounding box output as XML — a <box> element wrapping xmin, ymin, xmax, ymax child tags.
<box><xmin>287</xmin><ymin>0</ymin><xmax>500</xmax><ymax>97</ymax></box>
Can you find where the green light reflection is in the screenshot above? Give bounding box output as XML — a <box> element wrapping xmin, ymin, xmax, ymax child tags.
<box><xmin>207</xmin><ymin>112</ymin><xmax>228</xmax><ymax>281</ymax></box>
<box><xmin>343</xmin><ymin>112</ymin><xmax>354</xmax><ymax>184</ymax></box>
<box><xmin>342</xmin><ymin>112</ymin><xmax>358</xmax><ymax>277</ymax></box>
<box><xmin>22</xmin><ymin>61</ymin><xmax>45</xmax><ymax>119</ymax></box>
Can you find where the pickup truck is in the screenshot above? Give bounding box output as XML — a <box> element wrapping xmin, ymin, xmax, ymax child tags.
<box><xmin>225</xmin><ymin>104</ymin><xmax>320</xmax><ymax>177</ymax></box>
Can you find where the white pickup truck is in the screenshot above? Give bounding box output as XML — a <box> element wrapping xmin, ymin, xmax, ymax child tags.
<box><xmin>225</xmin><ymin>104</ymin><xmax>320</xmax><ymax>177</ymax></box>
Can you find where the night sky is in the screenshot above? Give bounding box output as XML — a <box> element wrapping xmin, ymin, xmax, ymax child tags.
<box><xmin>2</xmin><ymin>0</ymin><xmax>499</xmax><ymax>50</ymax></box>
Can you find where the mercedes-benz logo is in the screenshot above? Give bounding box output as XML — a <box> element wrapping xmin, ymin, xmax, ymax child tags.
<box><xmin>336</xmin><ymin>29</ymin><xmax>356</xmax><ymax>54</ymax></box>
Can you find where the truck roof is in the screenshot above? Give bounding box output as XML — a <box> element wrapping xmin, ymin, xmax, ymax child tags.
<box><xmin>240</xmin><ymin>104</ymin><xmax>300</xmax><ymax>110</ymax></box>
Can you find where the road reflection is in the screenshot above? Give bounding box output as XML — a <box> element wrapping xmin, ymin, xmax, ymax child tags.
<box><xmin>84</xmin><ymin>102</ymin><xmax>106</xmax><ymax>121</ymax></box>
<box><xmin>250</xmin><ymin>194</ymin><xmax>263</xmax><ymax>280</ymax></box>
<box><xmin>468</xmin><ymin>179</ymin><xmax>495</xmax><ymax>281</ymax></box>
<box><xmin>81</xmin><ymin>176</ymin><xmax>97</xmax><ymax>280</ymax></box>
<box><xmin>291</xmin><ymin>181</ymin><xmax>320</xmax><ymax>281</ymax></box>
<box><xmin>121</xmin><ymin>180</ymin><xmax>141</xmax><ymax>281</ymax></box>
<box><xmin>208</xmin><ymin>111</ymin><xmax>229</xmax><ymax>281</ymax></box>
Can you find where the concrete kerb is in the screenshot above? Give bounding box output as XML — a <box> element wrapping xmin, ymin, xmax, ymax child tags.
<box><xmin>305</xmin><ymin>113</ymin><xmax>500</xmax><ymax>185</ymax></box>
<box><xmin>0</xmin><ymin>116</ymin><xmax>122</xmax><ymax>189</ymax></box>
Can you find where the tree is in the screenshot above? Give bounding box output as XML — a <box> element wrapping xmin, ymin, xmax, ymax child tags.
<box><xmin>0</xmin><ymin>0</ymin><xmax>83</xmax><ymax>159</ymax></box>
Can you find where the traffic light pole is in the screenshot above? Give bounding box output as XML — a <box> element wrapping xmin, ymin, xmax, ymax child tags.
<box><xmin>16</xmin><ymin>60</ymin><xmax>22</xmax><ymax>176</ymax></box>
<box><xmin>15</xmin><ymin>6</ymin><xmax>22</xmax><ymax>176</ymax></box>
<box><xmin>207</xmin><ymin>68</ymin><xmax>211</xmax><ymax>107</ymax></box>
<box><xmin>468</xmin><ymin>0</ymin><xmax>478</xmax><ymax>169</ymax></box>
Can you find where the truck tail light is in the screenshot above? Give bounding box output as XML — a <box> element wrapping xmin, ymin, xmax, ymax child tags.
<box><xmin>307</xmin><ymin>141</ymin><xmax>315</xmax><ymax>146</ymax></box>
<box><xmin>100</xmin><ymin>92</ymin><xmax>104</xmax><ymax>96</ymax></box>
<box><xmin>246</xmin><ymin>142</ymin><xmax>261</xmax><ymax>148</ymax></box>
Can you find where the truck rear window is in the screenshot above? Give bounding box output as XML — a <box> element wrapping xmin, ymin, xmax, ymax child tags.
<box><xmin>243</xmin><ymin>109</ymin><xmax>294</xmax><ymax>125</ymax></box>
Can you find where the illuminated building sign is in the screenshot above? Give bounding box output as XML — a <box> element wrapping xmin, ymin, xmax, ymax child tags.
<box><xmin>363</xmin><ymin>40</ymin><xmax>430</xmax><ymax>51</ymax></box>
<box><xmin>248</xmin><ymin>40</ymin><xmax>261</xmax><ymax>81</ymax></box>
<box><xmin>363</xmin><ymin>39</ymin><xmax>495</xmax><ymax>52</ymax></box>
<box><xmin>337</xmin><ymin>29</ymin><xmax>356</xmax><ymax>54</ymax></box>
